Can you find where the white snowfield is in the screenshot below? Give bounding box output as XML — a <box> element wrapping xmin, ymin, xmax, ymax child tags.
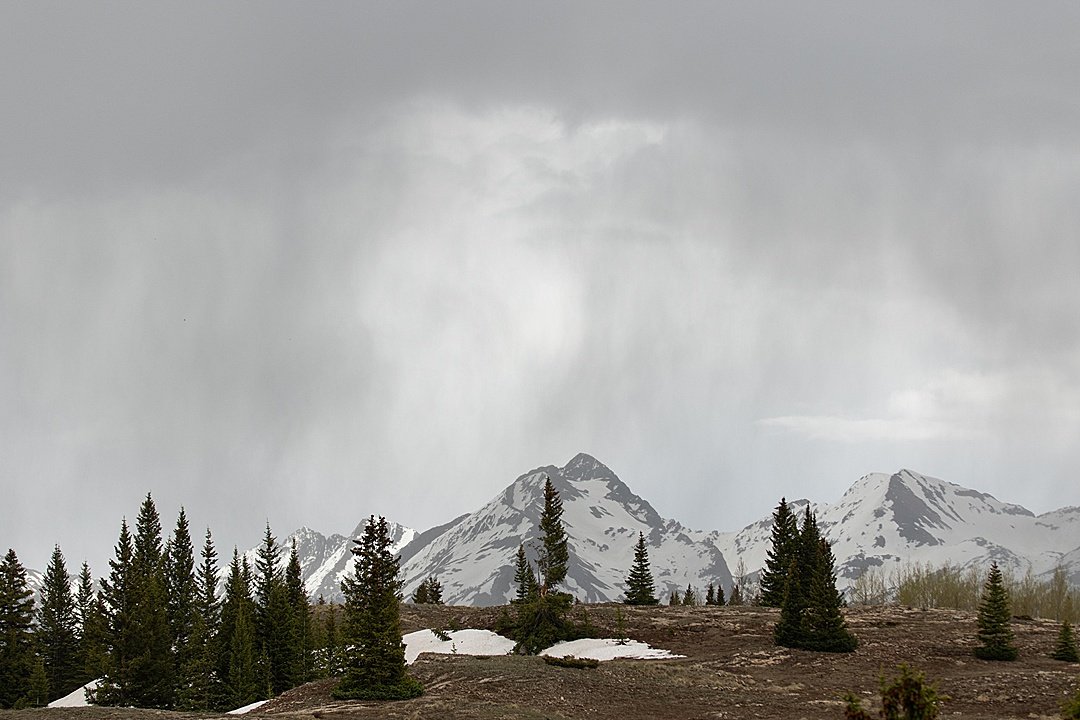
<box><xmin>541</xmin><ymin>638</ymin><xmax>683</xmax><ymax>661</ymax></box>
<box><xmin>48</xmin><ymin>679</ymin><xmax>99</xmax><ymax>708</ymax></box>
<box><xmin>403</xmin><ymin>628</ymin><xmax>517</xmax><ymax>663</ymax></box>
<box><xmin>227</xmin><ymin>699</ymin><xmax>269</xmax><ymax>715</ymax></box>
<box><xmin>401</xmin><ymin>628</ymin><xmax>679</xmax><ymax>664</ymax></box>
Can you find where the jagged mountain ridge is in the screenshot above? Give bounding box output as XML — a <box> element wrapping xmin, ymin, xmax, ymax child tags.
<box><xmin>239</xmin><ymin>459</ymin><xmax>1079</xmax><ymax>605</ymax></box>
<box><xmin>237</xmin><ymin>519</ymin><xmax>416</xmax><ymax>601</ymax></box>
<box><xmin>396</xmin><ymin>453</ymin><xmax>731</xmax><ymax>606</ymax></box>
<box><xmin>711</xmin><ymin>469</ymin><xmax>1080</xmax><ymax>589</ymax></box>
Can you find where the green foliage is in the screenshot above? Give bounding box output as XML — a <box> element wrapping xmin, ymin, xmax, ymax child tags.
<box><xmin>285</xmin><ymin>541</ymin><xmax>313</xmax><ymax>684</ymax></box>
<box><xmin>543</xmin><ymin>655</ymin><xmax>599</xmax><ymax>669</ymax></box>
<box><xmin>0</xmin><ymin>549</ymin><xmax>37</xmax><ymax>708</ymax></box>
<box><xmin>760</xmin><ymin>498</ymin><xmax>800</xmax><ymax>607</ymax></box>
<box><xmin>624</xmin><ymin>532</ymin><xmax>658</xmax><ymax>605</ymax></box>
<box><xmin>96</xmin><ymin>518</ymin><xmax>135</xmax><ymax>706</ymax></box>
<box><xmin>513</xmin><ymin>543</ymin><xmax>538</xmax><ymax>603</ymax></box>
<box><xmin>728</xmin><ymin>583</ymin><xmax>744</xmax><ymax>606</ymax></box>
<box><xmin>843</xmin><ymin>664</ymin><xmax>943</xmax><ymax>720</ymax></box>
<box><xmin>26</xmin><ymin>656</ymin><xmax>50</xmax><ymax>707</ymax></box>
<box><xmin>669</xmin><ymin>589</ymin><xmax>680</xmax><ymax>605</ymax></box>
<box><xmin>1051</xmin><ymin>620</ymin><xmax>1079</xmax><ymax>662</ymax></box>
<box><xmin>775</xmin><ymin>506</ymin><xmax>857</xmax><ymax>653</ymax></box>
<box><xmin>38</xmin><ymin>544</ymin><xmax>80</xmax><ymax>701</ymax></box>
<box><xmin>412</xmin><ymin>576</ymin><xmax>444</xmax><ymax>605</ymax></box>
<box><xmin>974</xmin><ymin>563</ymin><xmax>1017</xmax><ymax>661</ymax></box>
<box><xmin>1063</xmin><ymin>681</ymin><xmax>1080</xmax><ymax>719</ymax></box>
<box><xmin>537</xmin><ymin>477</ymin><xmax>569</xmax><ymax>593</ymax></box>
<box><xmin>166</xmin><ymin>508</ymin><xmax>198</xmax><ymax>704</ymax></box>
<box><xmin>509</xmin><ymin>592</ymin><xmax>575</xmax><ymax>655</ymax></box>
<box><xmin>219</xmin><ymin>549</ymin><xmax>260</xmax><ymax>708</ymax></box>
<box><xmin>682</xmin><ymin>584</ymin><xmax>696</xmax><ymax>606</ymax></box>
<box><xmin>335</xmin><ymin>516</ymin><xmax>422</xmax><ymax>702</ymax></box>
<box><xmin>75</xmin><ymin>562</ymin><xmax>107</xmax><ymax>686</ymax></box>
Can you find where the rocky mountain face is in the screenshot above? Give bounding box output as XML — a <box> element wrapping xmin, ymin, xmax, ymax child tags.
<box><xmin>711</xmin><ymin>469</ymin><xmax>1080</xmax><ymax>590</ymax></box>
<box><xmin>238</xmin><ymin>519</ymin><xmax>416</xmax><ymax>602</ymax></box>
<box><xmin>246</xmin><ymin>459</ymin><xmax>1078</xmax><ymax>605</ymax></box>
<box><xmin>396</xmin><ymin>453</ymin><xmax>731</xmax><ymax>606</ymax></box>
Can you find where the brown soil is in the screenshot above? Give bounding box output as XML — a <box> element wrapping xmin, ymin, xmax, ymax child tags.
<box><xmin>6</xmin><ymin>604</ymin><xmax>1079</xmax><ymax>720</ymax></box>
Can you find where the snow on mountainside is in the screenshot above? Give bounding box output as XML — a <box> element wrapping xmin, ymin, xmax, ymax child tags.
<box><xmin>397</xmin><ymin>453</ymin><xmax>730</xmax><ymax>606</ymax></box>
<box><xmin>712</xmin><ymin>469</ymin><xmax>1080</xmax><ymax>591</ymax></box>
<box><xmin>239</xmin><ymin>519</ymin><xmax>415</xmax><ymax>602</ymax></box>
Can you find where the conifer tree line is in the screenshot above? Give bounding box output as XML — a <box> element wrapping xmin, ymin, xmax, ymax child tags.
<box><xmin>0</xmin><ymin>494</ymin><xmax>346</xmax><ymax>709</ymax></box>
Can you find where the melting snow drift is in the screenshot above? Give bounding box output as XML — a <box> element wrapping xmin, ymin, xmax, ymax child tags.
<box><xmin>542</xmin><ymin>638</ymin><xmax>683</xmax><ymax>661</ymax></box>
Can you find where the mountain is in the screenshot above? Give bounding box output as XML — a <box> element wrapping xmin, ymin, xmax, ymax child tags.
<box><xmin>238</xmin><ymin>519</ymin><xmax>415</xmax><ymax>601</ymax></box>
<box><xmin>397</xmin><ymin>453</ymin><xmax>730</xmax><ymax>606</ymax></box>
<box><xmin>711</xmin><ymin>469</ymin><xmax>1080</xmax><ymax>590</ymax></box>
<box><xmin>238</xmin><ymin>460</ymin><xmax>1079</xmax><ymax>605</ymax></box>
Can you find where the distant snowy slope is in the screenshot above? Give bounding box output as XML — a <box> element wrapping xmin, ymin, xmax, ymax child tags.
<box><xmin>712</xmin><ymin>469</ymin><xmax>1080</xmax><ymax>592</ymax></box>
<box><xmin>238</xmin><ymin>519</ymin><xmax>415</xmax><ymax>602</ymax></box>
<box><xmin>398</xmin><ymin>453</ymin><xmax>730</xmax><ymax>606</ymax></box>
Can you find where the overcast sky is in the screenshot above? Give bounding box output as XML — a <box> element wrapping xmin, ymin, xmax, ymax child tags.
<box><xmin>3</xmin><ymin>2</ymin><xmax>1080</xmax><ymax>574</ymax></box>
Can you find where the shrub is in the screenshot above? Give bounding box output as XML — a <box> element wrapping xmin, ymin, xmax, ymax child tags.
<box><xmin>843</xmin><ymin>664</ymin><xmax>943</xmax><ymax>720</ymax></box>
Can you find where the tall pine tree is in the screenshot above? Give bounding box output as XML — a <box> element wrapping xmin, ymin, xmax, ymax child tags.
<box><xmin>759</xmin><ymin>498</ymin><xmax>799</xmax><ymax>607</ymax></box>
<box><xmin>165</xmin><ymin>508</ymin><xmax>197</xmax><ymax>703</ymax></box>
<box><xmin>129</xmin><ymin>494</ymin><xmax>173</xmax><ymax>707</ymax></box>
<box><xmin>219</xmin><ymin>549</ymin><xmax>258</xmax><ymax>709</ymax></box>
<box><xmin>254</xmin><ymin>523</ymin><xmax>298</xmax><ymax>695</ymax></box>
<box><xmin>75</xmin><ymin>562</ymin><xmax>107</xmax><ymax>686</ymax></box>
<box><xmin>974</xmin><ymin>562</ymin><xmax>1017</xmax><ymax>661</ymax></box>
<box><xmin>774</xmin><ymin>507</ymin><xmax>856</xmax><ymax>652</ymax></box>
<box><xmin>176</xmin><ymin>528</ymin><xmax>221</xmax><ymax>711</ymax></box>
<box><xmin>624</xmin><ymin>532</ymin><xmax>658</xmax><ymax>605</ymax></box>
<box><xmin>96</xmin><ymin>519</ymin><xmax>136</xmax><ymax>706</ymax></box>
<box><xmin>285</xmin><ymin>541</ymin><xmax>311</xmax><ymax>685</ymax></box>
<box><xmin>536</xmin><ymin>477</ymin><xmax>569</xmax><ymax>594</ymax></box>
<box><xmin>37</xmin><ymin>545</ymin><xmax>80</xmax><ymax>701</ymax></box>
<box><xmin>335</xmin><ymin>516</ymin><xmax>421</xmax><ymax>700</ymax></box>
<box><xmin>0</xmin><ymin>549</ymin><xmax>37</xmax><ymax>708</ymax></box>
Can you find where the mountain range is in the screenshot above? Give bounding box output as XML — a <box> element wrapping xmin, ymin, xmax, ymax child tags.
<box><xmin>254</xmin><ymin>453</ymin><xmax>1080</xmax><ymax>606</ymax></box>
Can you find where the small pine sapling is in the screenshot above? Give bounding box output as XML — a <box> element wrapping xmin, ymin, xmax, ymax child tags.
<box><xmin>973</xmin><ymin>562</ymin><xmax>1017</xmax><ymax>661</ymax></box>
<box><xmin>842</xmin><ymin>664</ymin><xmax>943</xmax><ymax>720</ymax></box>
<box><xmin>1051</xmin><ymin>620</ymin><xmax>1079</xmax><ymax>662</ymax></box>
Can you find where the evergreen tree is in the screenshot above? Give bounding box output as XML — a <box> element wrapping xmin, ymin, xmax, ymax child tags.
<box><xmin>165</xmin><ymin>507</ymin><xmax>198</xmax><ymax>702</ymax></box>
<box><xmin>682</xmin><ymin>584</ymin><xmax>696</xmax><ymax>606</ymax></box>
<box><xmin>335</xmin><ymin>515</ymin><xmax>421</xmax><ymax>700</ymax></box>
<box><xmin>37</xmin><ymin>544</ymin><xmax>80</xmax><ymax>700</ymax></box>
<box><xmin>320</xmin><ymin>602</ymin><xmax>343</xmax><ymax>678</ymax></box>
<box><xmin>285</xmin><ymin>541</ymin><xmax>312</xmax><ymax>684</ymax></box>
<box><xmin>75</xmin><ymin>562</ymin><xmax>107</xmax><ymax>685</ymax></box>
<box><xmin>0</xmin><ymin>548</ymin><xmax>36</xmax><ymax>708</ymax></box>
<box><xmin>774</xmin><ymin>507</ymin><xmax>856</xmax><ymax>653</ymax></box>
<box><xmin>219</xmin><ymin>549</ymin><xmax>258</xmax><ymax>708</ymax></box>
<box><xmin>128</xmin><ymin>494</ymin><xmax>173</xmax><ymax>707</ymax></box>
<box><xmin>705</xmin><ymin>584</ymin><xmax>715</xmax><ymax>606</ymax></box>
<box><xmin>623</xmin><ymin>532</ymin><xmax>658</xmax><ymax>606</ymax></box>
<box><xmin>536</xmin><ymin>477</ymin><xmax>569</xmax><ymax>593</ymax></box>
<box><xmin>669</xmin><ymin>589</ymin><xmax>680</xmax><ymax>605</ymax></box>
<box><xmin>799</xmin><ymin>535</ymin><xmax>857</xmax><ymax>652</ymax></box>
<box><xmin>974</xmin><ymin>563</ymin><xmax>1017</xmax><ymax>661</ymax></box>
<box><xmin>728</xmin><ymin>584</ymin><xmax>743</xmax><ymax>606</ymax></box>
<box><xmin>185</xmin><ymin>528</ymin><xmax>222</xmax><ymax>709</ymax></box>
<box><xmin>759</xmin><ymin>498</ymin><xmax>799</xmax><ymax>607</ymax></box>
<box><xmin>715</xmin><ymin>583</ymin><xmax>726</xmax><ymax>605</ymax></box>
<box><xmin>425</xmin><ymin>577</ymin><xmax>443</xmax><ymax>604</ymax></box>
<box><xmin>96</xmin><ymin>519</ymin><xmax>135</xmax><ymax>706</ymax></box>
<box><xmin>253</xmin><ymin>523</ymin><xmax>298</xmax><ymax>695</ymax></box>
<box><xmin>411</xmin><ymin>580</ymin><xmax>429</xmax><ymax>605</ymax></box>
<box><xmin>513</xmin><ymin>544</ymin><xmax>537</xmax><ymax>603</ymax></box>
<box><xmin>1051</xmin><ymin>620</ymin><xmax>1079</xmax><ymax>662</ymax></box>
<box><xmin>26</xmin><ymin>656</ymin><xmax>49</xmax><ymax>707</ymax></box>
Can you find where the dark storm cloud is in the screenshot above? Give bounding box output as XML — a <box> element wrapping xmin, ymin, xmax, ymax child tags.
<box><xmin>2</xmin><ymin>1</ymin><xmax>1080</xmax><ymax>572</ymax></box>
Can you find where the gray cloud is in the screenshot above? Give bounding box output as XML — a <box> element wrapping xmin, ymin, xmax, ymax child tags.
<box><xmin>2</xmin><ymin>2</ymin><xmax>1080</xmax><ymax>573</ymax></box>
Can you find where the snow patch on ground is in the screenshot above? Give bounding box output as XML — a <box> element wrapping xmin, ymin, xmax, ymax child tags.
<box><xmin>542</xmin><ymin>637</ymin><xmax>683</xmax><ymax>661</ymax></box>
<box><xmin>403</xmin><ymin>628</ymin><xmax>516</xmax><ymax>664</ymax></box>
<box><xmin>228</xmin><ymin>699</ymin><xmax>269</xmax><ymax>715</ymax></box>
<box><xmin>48</xmin><ymin>680</ymin><xmax>99</xmax><ymax>707</ymax></box>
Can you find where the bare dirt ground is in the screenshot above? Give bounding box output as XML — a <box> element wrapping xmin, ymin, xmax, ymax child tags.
<box><xmin>6</xmin><ymin>603</ymin><xmax>1079</xmax><ymax>720</ymax></box>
